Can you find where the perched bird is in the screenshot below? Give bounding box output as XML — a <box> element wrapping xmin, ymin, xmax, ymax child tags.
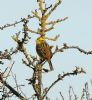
<box><xmin>36</xmin><ymin>37</ymin><xmax>54</xmax><ymax>71</ymax></box>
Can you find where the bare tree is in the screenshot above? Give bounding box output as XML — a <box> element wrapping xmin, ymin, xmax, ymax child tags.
<box><xmin>0</xmin><ymin>0</ymin><xmax>92</xmax><ymax>100</ymax></box>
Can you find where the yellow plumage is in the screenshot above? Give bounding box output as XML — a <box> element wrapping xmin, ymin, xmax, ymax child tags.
<box><xmin>36</xmin><ymin>37</ymin><xmax>54</xmax><ymax>71</ymax></box>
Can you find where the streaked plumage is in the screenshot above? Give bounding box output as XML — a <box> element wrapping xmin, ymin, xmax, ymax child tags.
<box><xmin>36</xmin><ymin>37</ymin><xmax>53</xmax><ymax>71</ymax></box>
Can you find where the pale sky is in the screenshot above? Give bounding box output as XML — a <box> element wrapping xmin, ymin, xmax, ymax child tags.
<box><xmin>0</xmin><ymin>0</ymin><xmax>92</xmax><ymax>100</ymax></box>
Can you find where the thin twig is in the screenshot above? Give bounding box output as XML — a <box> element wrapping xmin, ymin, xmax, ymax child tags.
<box><xmin>59</xmin><ymin>92</ymin><xmax>64</xmax><ymax>100</ymax></box>
<box><xmin>53</xmin><ymin>43</ymin><xmax>92</xmax><ymax>55</ymax></box>
<box><xmin>46</xmin><ymin>0</ymin><xmax>62</xmax><ymax>18</ymax></box>
<box><xmin>46</xmin><ymin>17</ymin><xmax>68</xmax><ymax>25</ymax></box>
<box><xmin>0</xmin><ymin>15</ymin><xmax>35</xmax><ymax>30</ymax></box>
<box><xmin>42</xmin><ymin>67</ymin><xmax>86</xmax><ymax>99</ymax></box>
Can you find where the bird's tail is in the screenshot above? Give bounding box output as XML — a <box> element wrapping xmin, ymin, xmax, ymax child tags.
<box><xmin>48</xmin><ymin>61</ymin><xmax>54</xmax><ymax>71</ymax></box>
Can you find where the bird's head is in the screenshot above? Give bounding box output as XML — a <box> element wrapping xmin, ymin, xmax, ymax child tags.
<box><xmin>36</xmin><ymin>37</ymin><xmax>45</xmax><ymax>44</ymax></box>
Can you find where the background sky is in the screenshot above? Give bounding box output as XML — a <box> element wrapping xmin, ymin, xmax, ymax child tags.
<box><xmin>0</xmin><ymin>0</ymin><xmax>92</xmax><ymax>100</ymax></box>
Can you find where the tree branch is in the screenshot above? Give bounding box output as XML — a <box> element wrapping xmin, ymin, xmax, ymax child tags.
<box><xmin>46</xmin><ymin>0</ymin><xmax>62</xmax><ymax>19</ymax></box>
<box><xmin>0</xmin><ymin>15</ymin><xmax>34</xmax><ymax>30</ymax></box>
<box><xmin>37</xmin><ymin>0</ymin><xmax>44</xmax><ymax>13</ymax></box>
<box><xmin>46</xmin><ymin>17</ymin><xmax>68</xmax><ymax>25</ymax></box>
<box><xmin>32</xmin><ymin>10</ymin><xmax>41</xmax><ymax>21</ymax></box>
<box><xmin>42</xmin><ymin>67</ymin><xmax>86</xmax><ymax>99</ymax></box>
<box><xmin>53</xmin><ymin>43</ymin><xmax>92</xmax><ymax>55</ymax></box>
<box><xmin>0</xmin><ymin>73</ymin><xmax>25</xmax><ymax>100</ymax></box>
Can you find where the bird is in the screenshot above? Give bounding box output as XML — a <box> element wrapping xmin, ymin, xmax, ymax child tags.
<box><xmin>36</xmin><ymin>37</ymin><xmax>54</xmax><ymax>71</ymax></box>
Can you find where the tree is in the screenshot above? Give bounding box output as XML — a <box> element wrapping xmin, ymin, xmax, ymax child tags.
<box><xmin>0</xmin><ymin>0</ymin><xmax>92</xmax><ymax>100</ymax></box>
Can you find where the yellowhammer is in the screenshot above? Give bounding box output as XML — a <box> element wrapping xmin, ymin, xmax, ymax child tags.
<box><xmin>36</xmin><ymin>37</ymin><xmax>54</xmax><ymax>71</ymax></box>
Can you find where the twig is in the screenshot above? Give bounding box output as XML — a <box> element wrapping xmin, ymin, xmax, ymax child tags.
<box><xmin>45</xmin><ymin>26</ymin><xmax>54</xmax><ymax>32</ymax></box>
<box><xmin>42</xmin><ymin>43</ymin><xmax>92</xmax><ymax>69</ymax></box>
<box><xmin>53</xmin><ymin>43</ymin><xmax>92</xmax><ymax>55</ymax></box>
<box><xmin>42</xmin><ymin>67</ymin><xmax>86</xmax><ymax>99</ymax></box>
<box><xmin>5</xmin><ymin>61</ymin><xmax>15</xmax><ymax>80</ymax></box>
<box><xmin>46</xmin><ymin>0</ymin><xmax>62</xmax><ymax>18</ymax></box>
<box><xmin>0</xmin><ymin>15</ymin><xmax>34</xmax><ymax>30</ymax></box>
<box><xmin>69</xmin><ymin>86</ymin><xmax>72</xmax><ymax>100</ymax></box>
<box><xmin>69</xmin><ymin>86</ymin><xmax>78</xmax><ymax>100</ymax></box>
<box><xmin>32</xmin><ymin>10</ymin><xmax>41</xmax><ymax>20</ymax></box>
<box><xmin>38</xmin><ymin>0</ymin><xmax>44</xmax><ymax>13</ymax></box>
<box><xmin>12</xmin><ymin>21</ymin><xmax>37</xmax><ymax>68</ymax></box>
<box><xmin>3</xmin><ymin>81</ymin><xmax>25</xmax><ymax>100</ymax></box>
<box><xmin>45</xmin><ymin>34</ymin><xmax>60</xmax><ymax>41</ymax></box>
<box><xmin>0</xmin><ymin>74</ymin><xmax>25</xmax><ymax>100</ymax></box>
<box><xmin>26</xmin><ymin>27</ymin><xmax>39</xmax><ymax>34</ymax></box>
<box><xmin>46</xmin><ymin>17</ymin><xmax>68</xmax><ymax>25</ymax></box>
<box><xmin>59</xmin><ymin>92</ymin><xmax>64</xmax><ymax>100</ymax></box>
